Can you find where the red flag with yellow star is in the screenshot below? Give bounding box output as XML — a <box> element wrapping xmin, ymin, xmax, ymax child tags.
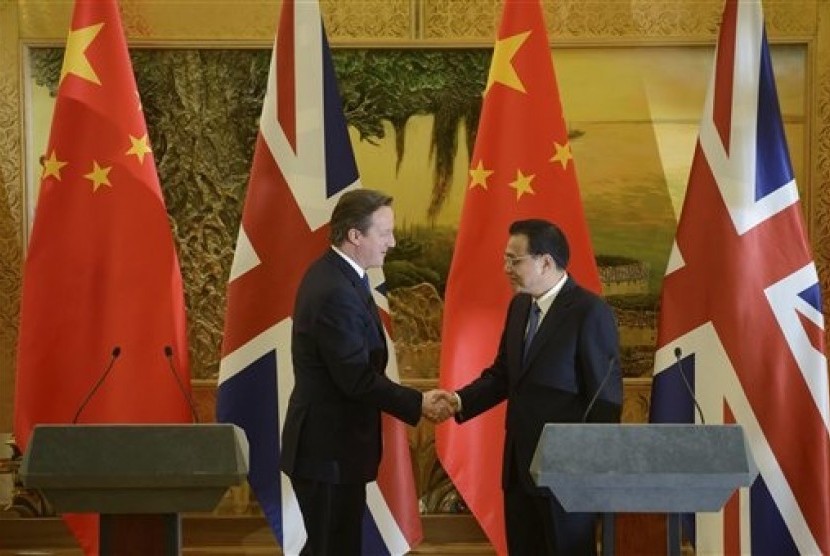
<box><xmin>14</xmin><ymin>0</ymin><xmax>192</xmax><ymax>553</ymax></box>
<box><xmin>436</xmin><ymin>0</ymin><xmax>600</xmax><ymax>553</ymax></box>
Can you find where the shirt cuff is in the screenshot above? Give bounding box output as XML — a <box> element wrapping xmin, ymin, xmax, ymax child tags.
<box><xmin>453</xmin><ymin>391</ymin><xmax>463</xmax><ymax>413</ymax></box>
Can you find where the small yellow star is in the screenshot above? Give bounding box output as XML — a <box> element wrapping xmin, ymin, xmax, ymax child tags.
<box><xmin>126</xmin><ymin>134</ymin><xmax>152</xmax><ymax>164</ymax></box>
<box><xmin>485</xmin><ymin>30</ymin><xmax>531</xmax><ymax>94</ymax></box>
<box><xmin>469</xmin><ymin>160</ymin><xmax>494</xmax><ymax>190</ymax></box>
<box><xmin>84</xmin><ymin>161</ymin><xmax>112</xmax><ymax>192</ymax></box>
<box><xmin>509</xmin><ymin>169</ymin><xmax>535</xmax><ymax>200</ymax></box>
<box><xmin>550</xmin><ymin>141</ymin><xmax>573</xmax><ymax>170</ymax></box>
<box><xmin>60</xmin><ymin>22</ymin><xmax>103</xmax><ymax>85</ymax></box>
<box><xmin>41</xmin><ymin>150</ymin><xmax>68</xmax><ymax>181</ymax></box>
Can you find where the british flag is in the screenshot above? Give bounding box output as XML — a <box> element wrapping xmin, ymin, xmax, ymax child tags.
<box><xmin>215</xmin><ymin>1</ymin><xmax>422</xmax><ymax>554</ymax></box>
<box><xmin>649</xmin><ymin>0</ymin><xmax>830</xmax><ymax>553</ymax></box>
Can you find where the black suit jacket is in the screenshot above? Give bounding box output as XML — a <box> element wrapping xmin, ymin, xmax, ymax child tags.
<box><xmin>456</xmin><ymin>277</ymin><xmax>622</xmax><ymax>493</ymax></box>
<box><xmin>280</xmin><ymin>249</ymin><xmax>422</xmax><ymax>484</ymax></box>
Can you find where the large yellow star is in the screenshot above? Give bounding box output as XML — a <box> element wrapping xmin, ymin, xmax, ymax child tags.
<box><xmin>469</xmin><ymin>160</ymin><xmax>494</xmax><ymax>190</ymax></box>
<box><xmin>41</xmin><ymin>150</ymin><xmax>68</xmax><ymax>181</ymax></box>
<box><xmin>60</xmin><ymin>22</ymin><xmax>104</xmax><ymax>85</ymax></box>
<box><xmin>550</xmin><ymin>141</ymin><xmax>573</xmax><ymax>170</ymax></box>
<box><xmin>126</xmin><ymin>134</ymin><xmax>152</xmax><ymax>164</ymax></box>
<box><xmin>84</xmin><ymin>161</ymin><xmax>112</xmax><ymax>192</ymax></box>
<box><xmin>485</xmin><ymin>30</ymin><xmax>531</xmax><ymax>94</ymax></box>
<box><xmin>509</xmin><ymin>169</ymin><xmax>535</xmax><ymax>200</ymax></box>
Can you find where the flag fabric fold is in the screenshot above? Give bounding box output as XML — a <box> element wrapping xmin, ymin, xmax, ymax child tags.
<box><xmin>14</xmin><ymin>0</ymin><xmax>192</xmax><ymax>553</ymax></box>
<box><xmin>436</xmin><ymin>0</ymin><xmax>600</xmax><ymax>553</ymax></box>
<box><xmin>650</xmin><ymin>1</ymin><xmax>830</xmax><ymax>554</ymax></box>
<box><xmin>216</xmin><ymin>1</ymin><xmax>422</xmax><ymax>554</ymax></box>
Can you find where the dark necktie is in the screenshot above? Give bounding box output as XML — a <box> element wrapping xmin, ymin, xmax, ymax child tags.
<box><xmin>362</xmin><ymin>274</ymin><xmax>385</xmax><ymax>352</ymax></box>
<box><xmin>362</xmin><ymin>273</ymin><xmax>381</xmax><ymax>321</ymax></box>
<box><xmin>362</xmin><ymin>274</ymin><xmax>377</xmax><ymax>310</ymax></box>
<box><xmin>523</xmin><ymin>302</ymin><xmax>541</xmax><ymax>364</ymax></box>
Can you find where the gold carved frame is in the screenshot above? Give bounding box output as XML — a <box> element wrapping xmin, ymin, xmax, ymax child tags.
<box><xmin>2</xmin><ymin>0</ymin><xmax>829</xmax><ymax>436</ymax></box>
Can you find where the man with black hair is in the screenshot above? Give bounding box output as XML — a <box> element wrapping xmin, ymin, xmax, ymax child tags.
<box><xmin>448</xmin><ymin>218</ymin><xmax>622</xmax><ymax>555</ymax></box>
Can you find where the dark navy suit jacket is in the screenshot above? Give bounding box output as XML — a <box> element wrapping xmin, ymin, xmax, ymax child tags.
<box><xmin>456</xmin><ymin>277</ymin><xmax>622</xmax><ymax>493</ymax></box>
<box><xmin>280</xmin><ymin>249</ymin><xmax>422</xmax><ymax>484</ymax></box>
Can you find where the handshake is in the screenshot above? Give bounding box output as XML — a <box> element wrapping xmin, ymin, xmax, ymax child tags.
<box><xmin>421</xmin><ymin>389</ymin><xmax>460</xmax><ymax>423</ymax></box>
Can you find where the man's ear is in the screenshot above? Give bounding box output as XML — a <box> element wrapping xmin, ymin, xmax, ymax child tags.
<box><xmin>541</xmin><ymin>253</ymin><xmax>556</xmax><ymax>272</ymax></box>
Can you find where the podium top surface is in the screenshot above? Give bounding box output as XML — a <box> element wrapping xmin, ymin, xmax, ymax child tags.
<box><xmin>529</xmin><ymin>423</ymin><xmax>758</xmax><ymax>512</ymax></box>
<box><xmin>21</xmin><ymin>423</ymin><xmax>249</xmax><ymax>489</ymax></box>
<box><xmin>532</xmin><ymin>423</ymin><xmax>754</xmax><ymax>476</ymax></box>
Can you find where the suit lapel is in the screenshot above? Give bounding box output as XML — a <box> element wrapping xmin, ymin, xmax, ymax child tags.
<box><xmin>325</xmin><ymin>249</ymin><xmax>386</xmax><ymax>342</ymax></box>
<box><xmin>365</xmin><ymin>288</ymin><xmax>385</xmax><ymax>334</ymax></box>
<box><xmin>520</xmin><ymin>278</ymin><xmax>577</xmax><ymax>377</ymax></box>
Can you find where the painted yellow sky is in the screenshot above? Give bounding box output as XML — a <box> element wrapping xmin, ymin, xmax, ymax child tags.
<box><xmin>27</xmin><ymin>45</ymin><xmax>807</xmax><ymax>230</ymax></box>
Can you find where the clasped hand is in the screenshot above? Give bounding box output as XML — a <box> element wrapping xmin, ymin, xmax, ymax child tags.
<box><xmin>421</xmin><ymin>389</ymin><xmax>458</xmax><ymax>423</ymax></box>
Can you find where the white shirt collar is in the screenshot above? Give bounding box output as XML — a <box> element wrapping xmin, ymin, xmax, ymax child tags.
<box><xmin>331</xmin><ymin>245</ymin><xmax>365</xmax><ymax>278</ymax></box>
<box><xmin>534</xmin><ymin>272</ymin><xmax>568</xmax><ymax>318</ymax></box>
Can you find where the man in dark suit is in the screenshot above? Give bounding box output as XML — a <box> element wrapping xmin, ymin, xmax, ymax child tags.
<box><xmin>448</xmin><ymin>218</ymin><xmax>622</xmax><ymax>555</ymax></box>
<box><xmin>280</xmin><ymin>189</ymin><xmax>451</xmax><ymax>555</ymax></box>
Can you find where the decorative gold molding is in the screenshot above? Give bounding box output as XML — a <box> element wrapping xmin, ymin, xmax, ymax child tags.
<box><xmin>18</xmin><ymin>1</ymin><xmax>278</xmax><ymax>42</ymax></box>
<box><xmin>0</xmin><ymin>0</ymin><xmax>23</xmax><ymax>433</ymax></box>
<box><xmin>17</xmin><ymin>1</ymin><xmax>416</xmax><ymax>44</ymax></box>
<box><xmin>813</xmin><ymin>0</ymin><xmax>830</xmax><ymax>317</ymax></box>
<box><xmin>421</xmin><ymin>0</ymin><xmax>816</xmax><ymax>44</ymax></box>
<box><xmin>322</xmin><ymin>0</ymin><xmax>415</xmax><ymax>41</ymax></box>
<box><xmin>14</xmin><ymin>1</ymin><xmax>819</xmax><ymax>46</ymax></box>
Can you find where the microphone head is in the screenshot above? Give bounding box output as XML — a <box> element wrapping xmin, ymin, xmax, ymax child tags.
<box><xmin>112</xmin><ymin>346</ymin><xmax>121</xmax><ymax>357</ymax></box>
<box><xmin>164</xmin><ymin>345</ymin><xmax>174</xmax><ymax>357</ymax></box>
<box><xmin>674</xmin><ymin>346</ymin><xmax>682</xmax><ymax>359</ymax></box>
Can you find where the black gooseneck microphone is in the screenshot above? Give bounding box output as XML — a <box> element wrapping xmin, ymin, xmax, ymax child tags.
<box><xmin>72</xmin><ymin>346</ymin><xmax>122</xmax><ymax>424</ymax></box>
<box><xmin>163</xmin><ymin>345</ymin><xmax>200</xmax><ymax>423</ymax></box>
<box><xmin>582</xmin><ymin>356</ymin><xmax>617</xmax><ymax>423</ymax></box>
<box><xmin>674</xmin><ymin>346</ymin><xmax>706</xmax><ymax>425</ymax></box>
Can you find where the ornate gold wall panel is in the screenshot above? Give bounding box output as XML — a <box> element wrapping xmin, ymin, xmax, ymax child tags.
<box><xmin>321</xmin><ymin>0</ymin><xmax>416</xmax><ymax>41</ymax></box>
<box><xmin>18</xmin><ymin>1</ymin><xmax>278</xmax><ymax>42</ymax></box>
<box><xmin>21</xmin><ymin>0</ymin><xmax>815</xmax><ymax>46</ymax></box>
<box><xmin>0</xmin><ymin>1</ymin><xmax>22</xmax><ymax>433</ymax></box>
<box><xmin>814</xmin><ymin>0</ymin><xmax>830</xmax><ymax>317</ymax></box>
<box><xmin>420</xmin><ymin>0</ymin><xmax>816</xmax><ymax>43</ymax></box>
<box><xmin>17</xmin><ymin>1</ymin><xmax>415</xmax><ymax>43</ymax></box>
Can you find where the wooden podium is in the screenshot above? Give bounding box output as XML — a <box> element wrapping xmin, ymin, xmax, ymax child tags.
<box><xmin>530</xmin><ymin>423</ymin><xmax>758</xmax><ymax>556</ymax></box>
<box><xmin>20</xmin><ymin>424</ymin><xmax>249</xmax><ymax>556</ymax></box>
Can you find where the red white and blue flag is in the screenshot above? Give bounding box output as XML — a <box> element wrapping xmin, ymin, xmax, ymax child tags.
<box><xmin>650</xmin><ymin>1</ymin><xmax>830</xmax><ymax>554</ymax></box>
<box><xmin>216</xmin><ymin>1</ymin><xmax>422</xmax><ymax>554</ymax></box>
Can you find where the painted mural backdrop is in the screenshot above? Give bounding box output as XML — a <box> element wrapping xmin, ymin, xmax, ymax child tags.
<box><xmin>27</xmin><ymin>46</ymin><xmax>805</xmax><ymax>380</ymax></box>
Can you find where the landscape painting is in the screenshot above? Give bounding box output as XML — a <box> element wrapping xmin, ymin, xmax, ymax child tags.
<box><xmin>26</xmin><ymin>44</ymin><xmax>806</xmax><ymax>380</ymax></box>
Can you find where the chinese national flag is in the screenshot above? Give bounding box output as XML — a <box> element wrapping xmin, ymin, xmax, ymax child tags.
<box><xmin>436</xmin><ymin>0</ymin><xmax>600</xmax><ymax>553</ymax></box>
<box><xmin>13</xmin><ymin>0</ymin><xmax>192</xmax><ymax>553</ymax></box>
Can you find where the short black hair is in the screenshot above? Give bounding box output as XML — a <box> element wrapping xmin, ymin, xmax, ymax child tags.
<box><xmin>330</xmin><ymin>189</ymin><xmax>393</xmax><ymax>246</ymax></box>
<box><xmin>508</xmin><ymin>219</ymin><xmax>569</xmax><ymax>269</ymax></box>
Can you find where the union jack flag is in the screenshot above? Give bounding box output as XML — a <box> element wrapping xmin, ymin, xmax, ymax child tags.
<box><xmin>216</xmin><ymin>1</ymin><xmax>422</xmax><ymax>553</ymax></box>
<box><xmin>650</xmin><ymin>1</ymin><xmax>830</xmax><ymax>554</ymax></box>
